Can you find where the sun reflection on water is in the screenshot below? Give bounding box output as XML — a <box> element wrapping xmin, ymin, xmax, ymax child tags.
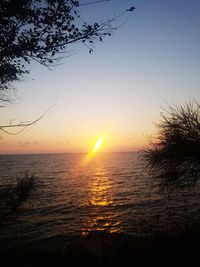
<box><xmin>89</xmin><ymin>169</ymin><xmax>113</xmax><ymax>207</ymax></box>
<box><xmin>81</xmin><ymin>165</ymin><xmax>122</xmax><ymax>235</ymax></box>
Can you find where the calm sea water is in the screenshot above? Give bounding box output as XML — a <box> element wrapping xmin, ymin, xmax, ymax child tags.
<box><xmin>0</xmin><ymin>152</ymin><xmax>200</xmax><ymax>240</ymax></box>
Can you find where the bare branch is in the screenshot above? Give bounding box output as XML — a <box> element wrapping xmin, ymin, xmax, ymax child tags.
<box><xmin>0</xmin><ymin>103</ymin><xmax>56</xmax><ymax>135</ymax></box>
<box><xmin>80</xmin><ymin>0</ymin><xmax>111</xmax><ymax>6</ymax></box>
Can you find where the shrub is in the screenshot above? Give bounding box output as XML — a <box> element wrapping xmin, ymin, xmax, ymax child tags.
<box><xmin>145</xmin><ymin>100</ymin><xmax>200</xmax><ymax>189</ymax></box>
<box><xmin>0</xmin><ymin>172</ymin><xmax>37</xmax><ymax>221</ymax></box>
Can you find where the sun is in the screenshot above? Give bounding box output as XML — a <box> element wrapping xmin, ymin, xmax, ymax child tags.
<box><xmin>81</xmin><ymin>134</ymin><xmax>107</xmax><ymax>165</ymax></box>
<box><xmin>92</xmin><ymin>136</ymin><xmax>105</xmax><ymax>152</ymax></box>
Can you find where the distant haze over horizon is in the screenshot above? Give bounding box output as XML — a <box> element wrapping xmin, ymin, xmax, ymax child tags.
<box><xmin>0</xmin><ymin>148</ymin><xmax>144</xmax><ymax>156</ymax></box>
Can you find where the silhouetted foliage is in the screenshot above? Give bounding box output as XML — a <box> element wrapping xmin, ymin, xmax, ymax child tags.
<box><xmin>0</xmin><ymin>0</ymin><xmax>135</xmax><ymax>101</ymax></box>
<box><xmin>145</xmin><ymin>100</ymin><xmax>200</xmax><ymax>189</ymax></box>
<box><xmin>0</xmin><ymin>172</ymin><xmax>37</xmax><ymax>222</ymax></box>
<box><xmin>0</xmin><ymin>0</ymin><xmax>135</xmax><ymax>133</ymax></box>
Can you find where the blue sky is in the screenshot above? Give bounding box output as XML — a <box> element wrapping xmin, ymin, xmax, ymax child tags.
<box><xmin>1</xmin><ymin>0</ymin><xmax>200</xmax><ymax>154</ymax></box>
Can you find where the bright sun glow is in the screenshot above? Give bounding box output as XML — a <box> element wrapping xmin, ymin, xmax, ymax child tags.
<box><xmin>92</xmin><ymin>136</ymin><xmax>105</xmax><ymax>152</ymax></box>
<box><xmin>81</xmin><ymin>134</ymin><xmax>107</xmax><ymax>165</ymax></box>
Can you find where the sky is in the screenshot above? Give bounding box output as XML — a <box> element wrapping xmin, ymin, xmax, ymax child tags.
<box><xmin>1</xmin><ymin>0</ymin><xmax>200</xmax><ymax>154</ymax></box>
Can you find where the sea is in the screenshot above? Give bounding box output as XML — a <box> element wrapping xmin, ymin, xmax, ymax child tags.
<box><xmin>0</xmin><ymin>152</ymin><xmax>200</xmax><ymax>241</ymax></box>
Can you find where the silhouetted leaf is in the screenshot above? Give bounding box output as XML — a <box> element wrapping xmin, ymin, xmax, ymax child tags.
<box><xmin>127</xmin><ymin>7</ymin><xmax>135</xmax><ymax>12</ymax></box>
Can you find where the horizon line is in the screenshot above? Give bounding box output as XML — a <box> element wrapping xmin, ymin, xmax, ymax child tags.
<box><xmin>0</xmin><ymin>149</ymin><xmax>145</xmax><ymax>156</ymax></box>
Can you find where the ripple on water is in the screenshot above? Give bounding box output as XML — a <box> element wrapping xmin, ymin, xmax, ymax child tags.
<box><xmin>1</xmin><ymin>152</ymin><xmax>200</xmax><ymax>239</ymax></box>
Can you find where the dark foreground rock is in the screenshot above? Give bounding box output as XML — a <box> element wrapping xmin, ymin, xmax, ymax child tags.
<box><xmin>1</xmin><ymin>229</ymin><xmax>200</xmax><ymax>267</ymax></box>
